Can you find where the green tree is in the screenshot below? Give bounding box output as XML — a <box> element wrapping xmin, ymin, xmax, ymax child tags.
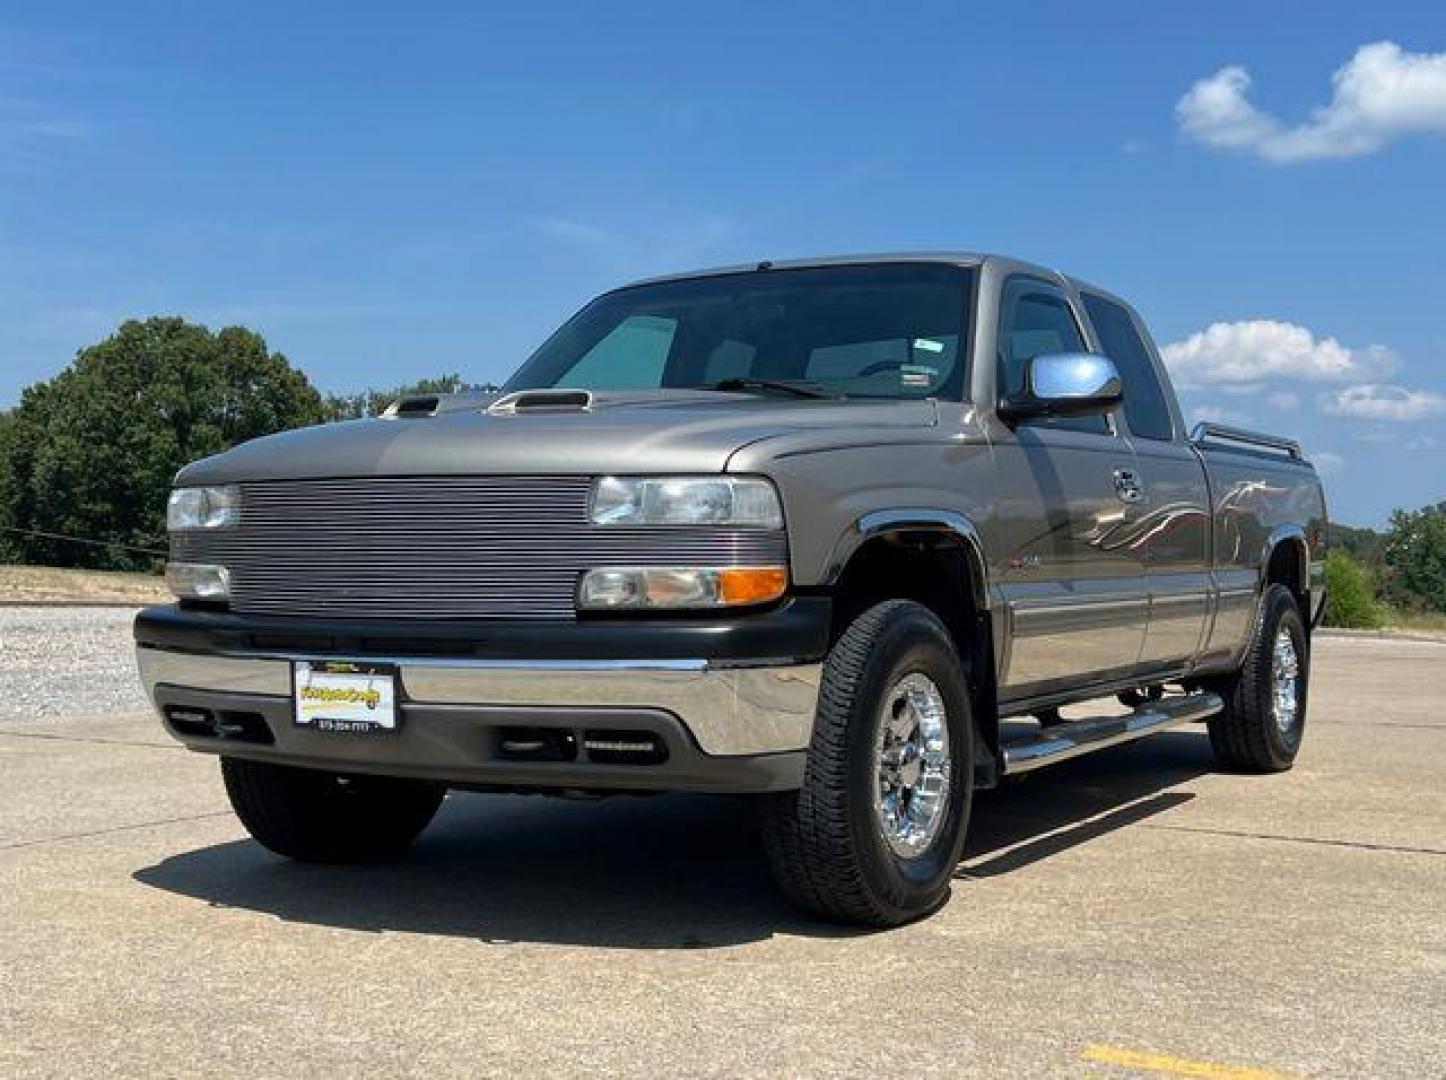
<box><xmin>1</xmin><ymin>317</ymin><xmax>325</xmax><ymax>570</ymax></box>
<box><xmin>1383</xmin><ymin>501</ymin><xmax>1446</xmax><ymax>613</ymax></box>
<box><xmin>0</xmin><ymin>408</ymin><xmax>24</xmax><ymax>562</ymax></box>
<box><xmin>1322</xmin><ymin>550</ymin><xmax>1384</xmax><ymax>629</ymax></box>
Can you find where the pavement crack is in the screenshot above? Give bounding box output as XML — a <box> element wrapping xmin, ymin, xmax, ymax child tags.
<box><xmin>1143</xmin><ymin>823</ymin><xmax>1446</xmax><ymax>856</ymax></box>
<box><xmin>0</xmin><ymin>810</ymin><xmax>234</xmax><ymax>852</ymax></box>
<box><xmin>0</xmin><ymin>729</ymin><xmax>179</xmax><ymax>750</ymax></box>
<box><xmin>1308</xmin><ymin>720</ymin><xmax>1443</xmax><ymax>730</ymax></box>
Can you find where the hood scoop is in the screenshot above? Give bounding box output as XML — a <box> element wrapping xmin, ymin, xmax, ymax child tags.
<box><xmin>488</xmin><ymin>389</ymin><xmax>593</xmax><ymax>414</ymax></box>
<box><xmin>385</xmin><ymin>394</ymin><xmax>442</xmax><ymax>418</ymax></box>
<box><xmin>382</xmin><ymin>390</ymin><xmax>503</xmax><ymax>419</ymax></box>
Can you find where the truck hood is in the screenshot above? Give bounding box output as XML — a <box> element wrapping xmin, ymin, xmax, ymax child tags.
<box><xmin>176</xmin><ymin>390</ymin><xmax>939</xmax><ymax>483</ymax></box>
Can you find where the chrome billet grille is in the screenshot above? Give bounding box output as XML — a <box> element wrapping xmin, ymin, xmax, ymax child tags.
<box><xmin>172</xmin><ymin>476</ymin><xmax>788</xmax><ymax>620</ymax></box>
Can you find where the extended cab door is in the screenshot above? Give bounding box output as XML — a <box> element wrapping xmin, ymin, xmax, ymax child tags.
<box><xmin>987</xmin><ymin>275</ymin><xmax>1148</xmax><ymax>699</ymax></box>
<box><xmin>1080</xmin><ymin>291</ymin><xmax>1212</xmax><ymax>668</ymax></box>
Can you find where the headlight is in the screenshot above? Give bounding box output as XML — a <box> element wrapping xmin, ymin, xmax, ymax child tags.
<box><xmin>165</xmin><ymin>562</ymin><xmax>231</xmax><ymax>600</ymax></box>
<box><xmin>590</xmin><ymin>477</ymin><xmax>783</xmax><ymax>528</ymax></box>
<box><xmin>578</xmin><ymin>566</ymin><xmax>788</xmax><ymax>610</ymax></box>
<box><xmin>167</xmin><ymin>485</ymin><xmax>239</xmax><ymax>530</ymax></box>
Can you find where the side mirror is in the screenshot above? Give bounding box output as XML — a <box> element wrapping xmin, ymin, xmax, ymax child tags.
<box><xmin>998</xmin><ymin>352</ymin><xmax>1123</xmax><ymax>422</ymax></box>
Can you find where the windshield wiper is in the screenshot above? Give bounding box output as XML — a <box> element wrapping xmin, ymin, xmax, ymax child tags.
<box><xmin>702</xmin><ymin>377</ymin><xmax>842</xmax><ymax>399</ymax></box>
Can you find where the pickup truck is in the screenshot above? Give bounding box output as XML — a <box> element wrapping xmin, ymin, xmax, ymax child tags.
<box><xmin>135</xmin><ymin>253</ymin><xmax>1327</xmax><ymax>927</ymax></box>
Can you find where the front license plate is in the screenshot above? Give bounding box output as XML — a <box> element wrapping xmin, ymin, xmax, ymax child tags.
<box><xmin>293</xmin><ymin>661</ymin><xmax>398</xmax><ymax>733</ymax></box>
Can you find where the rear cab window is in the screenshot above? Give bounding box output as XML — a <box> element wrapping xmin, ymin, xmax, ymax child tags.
<box><xmin>1081</xmin><ymin>293</ymin><xmax>1175</xmax><ymax>441</ymax></box>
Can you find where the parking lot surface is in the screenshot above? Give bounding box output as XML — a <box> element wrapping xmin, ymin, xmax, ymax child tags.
<box><xmin>1</xmin><ymin>613</ymin><xmax>1443</xmax><ymax>1078</ymax></box>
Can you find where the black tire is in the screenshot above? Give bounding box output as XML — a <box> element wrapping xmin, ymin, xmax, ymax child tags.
<box><xmin>759</xmin><ymin>600</ymin><xmax>975</xmax><ymax>927</ymax></box>
<box><xmin>221</xmin><ymin>757</ymin><xmax>446</xmax><ymax>862</ymax></box>
<box><xmin>1206</xmin><ymin>584</ymin><xmax>1309</xmax><ymax>772</ymax></box>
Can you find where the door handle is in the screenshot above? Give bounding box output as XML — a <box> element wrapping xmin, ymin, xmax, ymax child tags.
<box><xmin>1114</xmin><ymin>468</ymin><xmax>1144</xmax><ymax>503</ymax></box>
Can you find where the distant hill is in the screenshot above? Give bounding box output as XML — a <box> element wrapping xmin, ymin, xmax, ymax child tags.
<box><xmin>1329</xmin><ymin>521</ymin><xmax>1385</xmax><ymax>565</ymax></box>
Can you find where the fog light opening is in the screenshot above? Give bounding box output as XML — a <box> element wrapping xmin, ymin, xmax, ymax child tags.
<box><xmin>583</xmin><ymin>730</ymin><xmax>669</xmax><ymax>766</ymax></box>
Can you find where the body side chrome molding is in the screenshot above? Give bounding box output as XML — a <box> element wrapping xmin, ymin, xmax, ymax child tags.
<box><xmin>997</xmin><ymin>661</ymin><xmax>1194</xmax><ymax>717</ymax></box>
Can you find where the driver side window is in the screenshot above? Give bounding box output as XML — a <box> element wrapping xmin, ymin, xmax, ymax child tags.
<box><xmin>997</xmin><ymin>278</ymin><xmax>1109</xmax><ymax>434</ymax></box>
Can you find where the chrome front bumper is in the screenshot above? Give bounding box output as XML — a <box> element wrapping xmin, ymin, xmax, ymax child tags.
<box><xmin>136</xmin><ymin>646</ymin><xmax>822</xmax><ymax>757</ymax></box>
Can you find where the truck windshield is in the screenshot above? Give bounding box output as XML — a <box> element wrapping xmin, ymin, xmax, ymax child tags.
<box><xmin>505</xmin><ymin>264</ymin><xmax>974</xmax><ymax>400</ymax></box>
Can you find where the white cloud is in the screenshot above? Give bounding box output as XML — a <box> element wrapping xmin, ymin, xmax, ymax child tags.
<box><xmin>1177</xmin><ymin>66</ymin><xmax>1278</xmax><ymax>152</ymax></box>
<box><xmin>1189</xmin><ymin>403</ymin><xmax>1254</xmax><ymax>426</ymax></box>
<box><xmin>1161</xmin><ymin>319</ymin><xmax>1393</xmax><ymax>384</ymax></box>
<box><xmin>1320</xmin><ymin>383</ymin><xmax>1446</xmax><ymax>421</ymax></box>
<box><xmin>1177</xmin><ymin>41</ymin><xmax>1446</xmax><ymax>163</ymax></box>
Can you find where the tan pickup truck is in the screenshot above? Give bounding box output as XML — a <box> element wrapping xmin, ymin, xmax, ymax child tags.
<box><xmin>136</xmin><ymin>253</ymin><xmax>1327</xmax><ymax>925</ymax></box>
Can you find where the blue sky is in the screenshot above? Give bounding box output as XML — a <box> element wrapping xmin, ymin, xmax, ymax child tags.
<box><xmin>2</xmin><ymin>1</ymin><xmax>1443</xmax><ymax>527</ymax></box>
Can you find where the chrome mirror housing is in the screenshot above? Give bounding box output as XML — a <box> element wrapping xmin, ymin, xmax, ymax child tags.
<box><xmin>999</xmin><ymin>352</ymin><xmax>1123</xmax><ymax>421</ymax></box>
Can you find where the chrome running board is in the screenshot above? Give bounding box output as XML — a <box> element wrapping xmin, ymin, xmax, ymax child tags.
<box><xmin>1001</xmin><ymin>692</ymin><xmax>1223</xmax><ymax>776</ymax></box>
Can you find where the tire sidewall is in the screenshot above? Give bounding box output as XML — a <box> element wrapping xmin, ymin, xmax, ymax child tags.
<box><xmin>1257</xmin><ymin>588</ymin><xmax>1309</xmax><ymax>759</ymax></box>
<box><xmin>841</xmin><ymin>606</ymin><xmax>974</xmax><ymax>913</ymax></box>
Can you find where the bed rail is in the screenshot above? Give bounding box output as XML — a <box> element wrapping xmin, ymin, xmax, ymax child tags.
<box><xmin>1190</xmin><ymin>422</ymin><xmax>1302</xmax><ymax>460</ymax></box>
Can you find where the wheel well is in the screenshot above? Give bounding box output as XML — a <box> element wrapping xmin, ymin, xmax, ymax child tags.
<box><xmin>828</xmin><ymin>532</ymin><xmax>999</xmax><ymax>780</ymax></box>
<box><xmin>1265</xmin><ymin>536</ymin><xmax>1310</xmax><ymax>624</ymax></box>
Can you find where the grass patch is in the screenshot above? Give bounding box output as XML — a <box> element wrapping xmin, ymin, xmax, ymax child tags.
<box><xmin>1383</xmin><ymin>608</ymin><xmax>1446</xmax><ymax>634</ymax></box>
<box><xmin>0</xmin><ymin>564</ymin><xmax>169</xmax><ymax>604</ymax></box>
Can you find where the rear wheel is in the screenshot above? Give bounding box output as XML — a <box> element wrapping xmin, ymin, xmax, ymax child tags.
<box><xmin>221</xmin><ymin>757</ymin><xmax>445</xmax><ymax>862</ymax></box>
<box><xmin>759</xmin><ymin>600</ymin><xmax>974</xmax><ymax>927</ymax></box>
<box><xmin>1206</xmin><ymin>584</ymin><xmax>1309</xmax><ymax>772</ymax></box>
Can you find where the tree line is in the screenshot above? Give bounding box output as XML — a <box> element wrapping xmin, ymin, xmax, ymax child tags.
<box><xmin>0</xmin><ymin>317</ymin><xmax>482</xmax><ymax>570</ymax></box>
<box><xmin>1</xmin><ymin>316</ymin><xmax>1444</xmax><ymax>626</ymax></box>
<box><xmin>1325</xmin><ymin>509</ymin><xmax>1446</xmax><ymax>629</ymax></box>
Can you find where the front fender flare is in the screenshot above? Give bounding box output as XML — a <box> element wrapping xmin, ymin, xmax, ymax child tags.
<box><xmin>821</xmin><ymin>507</ymin><xmax>991</xmax><ymax>613</ymax></box>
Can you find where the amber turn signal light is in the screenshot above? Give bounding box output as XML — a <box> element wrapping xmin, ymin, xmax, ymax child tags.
<box><xmin>717</xmin><ymin>566</ymin><xmax>789</xmax><ymax>606</ymax></box>
<box><xmin>578</xmin><ymin>565</ymin><xmax>789</xmax><ymax>610</ymax></box>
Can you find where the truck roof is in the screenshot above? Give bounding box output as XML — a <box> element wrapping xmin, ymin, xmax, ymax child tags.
<box><xmin>625</xmin><ymin>251</ymin><xmax>985</xmax><ymax>288</ymax></box>
<box><xmin>621</xmin><ymin>251</ymin><xmax>1117</xmax><ymax>305</ymax></box>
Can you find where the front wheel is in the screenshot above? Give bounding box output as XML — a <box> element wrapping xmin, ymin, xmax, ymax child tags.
<box><xmin>221</xmin><ymin>757</ymin><xmax>446</xmax><ymax>862</ymax></box>
<box><xmin>1206</xmin><ymin>584</ymin><xmax>1309</xmax><ymax>772</ymax></box>
<box><xmin>759</xmin><ymin>600</ymin><xmax>974</xmax><ymax>927</ymax></box>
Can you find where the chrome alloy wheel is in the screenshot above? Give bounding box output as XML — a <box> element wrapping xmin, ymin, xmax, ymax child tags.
<box><xmin>1271</xmin><ymin>628</ymin><xmax>1301</xmax><ymax>734</ymax></box>
<box><xmin>872</xmin><ymin>673</ymin><xmax>952</xmax><ymax>859</ymax></box>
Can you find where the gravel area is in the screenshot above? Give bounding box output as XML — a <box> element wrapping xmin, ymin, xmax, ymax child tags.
<box><xmin>0</xmin><ymin>606</ymin><xmax>150</xmax><ymax>721</ymax></box>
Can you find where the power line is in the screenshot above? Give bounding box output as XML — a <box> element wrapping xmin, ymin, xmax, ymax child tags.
<box><xmin>0</xmin><ymin>525</ymin><xmax>167</xmax><ymax>558</ymax></box>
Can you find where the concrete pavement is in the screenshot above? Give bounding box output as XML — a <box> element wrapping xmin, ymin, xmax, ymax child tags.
<box><xmin>2</xmin><ymin>634</ymin><xmax>1443</xmax><ymax>1077</ymax></box>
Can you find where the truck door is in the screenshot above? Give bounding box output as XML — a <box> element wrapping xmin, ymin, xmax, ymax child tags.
<box><xmin>989</xmin><ymin>275</ymin><xmax>1148</xmax><ymax>699</ymax></box>
<box><xmin>1081</xmin><ymin>292</ymin><xmax>1211</xmax><ymax>668</ymax></box>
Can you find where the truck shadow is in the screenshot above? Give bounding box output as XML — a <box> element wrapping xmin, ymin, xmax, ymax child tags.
<box><xmin>133</xmin><ymin>731</ymin><xmax>1212</xmax><ymax>949</ymax></box>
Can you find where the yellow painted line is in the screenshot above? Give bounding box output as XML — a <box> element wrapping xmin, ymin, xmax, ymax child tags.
<box><xmin>1080</xmin><ymin>1043</ymin><xmax>1302</xmax><ymax>1080</ymax></box>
